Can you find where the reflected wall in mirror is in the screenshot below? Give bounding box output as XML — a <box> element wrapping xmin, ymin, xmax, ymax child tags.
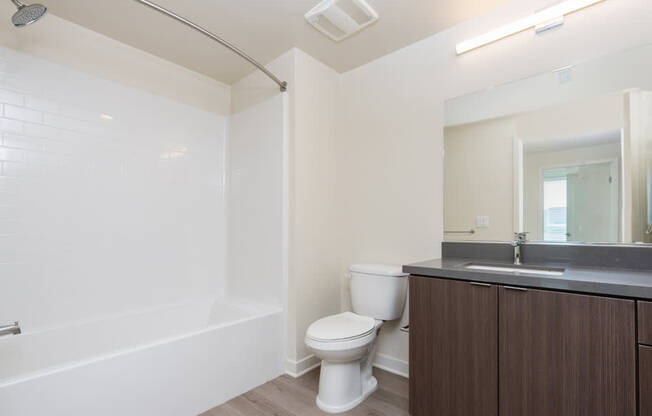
<box><xmin>444</xmin><ymin>44</ymin><xmax>652</xmax><ymax>244</ymax></box>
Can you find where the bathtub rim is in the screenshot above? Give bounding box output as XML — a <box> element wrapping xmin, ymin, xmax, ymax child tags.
<box><xmin>0</xmin><ymin>297</ymin><xmax>282</xmax><ymax>388</ymax></box>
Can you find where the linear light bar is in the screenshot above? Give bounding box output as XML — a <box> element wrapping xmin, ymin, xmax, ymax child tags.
<box><xmin>456</xmin><ymin>0</ymin><xmax>605</xmax><ymax>55</ymax></box>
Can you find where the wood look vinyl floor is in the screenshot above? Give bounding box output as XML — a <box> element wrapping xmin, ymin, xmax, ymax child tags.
<box><xmin>200</xmin><ymin>368</ymin><xmax>409</xmax><ymax>416</ymax></box>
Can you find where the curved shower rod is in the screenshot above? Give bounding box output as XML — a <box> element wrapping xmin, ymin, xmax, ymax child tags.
<box><xmin>132</xmin><ymin>0</ymin><xmax>287</xmax><ymax>92</ymax></box>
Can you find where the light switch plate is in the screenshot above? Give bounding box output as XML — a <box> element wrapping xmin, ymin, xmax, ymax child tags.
<box><xmin>476</xmin><ymin>216</ymin><xmax>490</xmax><ymax>228</ymax></box>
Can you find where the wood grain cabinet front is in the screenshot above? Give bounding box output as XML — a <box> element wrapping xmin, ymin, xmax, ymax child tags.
<box><xmin>408</xmin><ymin>275</ymin><xmax>638</xmax><ymax>416</ymax></box>
<box><xmin>640</xmin><ymin>301</ymin><xmax>652</xmax><ymax>345</ymax></box>
<box><xmin>409</xmin><ymin>276</ymin><xmax>498</xmax><ymax>416</ymax></box>
<box><xmin>499</xmin><ymin>286</ymin><xmax>636</xmax><ymax>416</ymax></box>
<box><xmin>642</xmin><ymin>346</ymin><xmax>652</xmax><ymax>416</ymax></box>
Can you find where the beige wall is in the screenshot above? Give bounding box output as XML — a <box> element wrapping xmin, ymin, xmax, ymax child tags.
<box><xmin>293</xmin><ymin>50</ymin><xmax>342</xmax><ymax>365</ymax></box>
<box><xmin>338</xmin><ymin>0</ymin><xmax>652</xmax><ymax>371</ymax></box>
<box><xmin>445</xmin><ymin>118</ymin><xmax>516</xmax><ymax>241</ymax></box>
<box><xmin>625</xmin><ymin>90</ymin><xmax>652</xmax><ymax>243</ymax></box>
<box><xmin>516</xmin><ymin>93</ymin><xmax>624</xmax><ymax>142</ymax></box>
<box><xmin>0</xmin><ymin>3</ymin><xmax>230</xmax><ymax>115</ymax></box>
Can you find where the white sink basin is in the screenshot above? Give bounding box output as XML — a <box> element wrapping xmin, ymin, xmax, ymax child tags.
<box><xmin>465</xmin><ymin>264</ymin><xmax>564</xmax><ymax>276</ymax></box>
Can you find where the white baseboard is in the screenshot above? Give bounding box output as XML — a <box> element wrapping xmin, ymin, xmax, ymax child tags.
<box><xmin>285</xmin><ymin>355</ymin><xmax>321</xmax><ymax>378</ymax></box>
<box><xmin>373</xmin><ymin>353</ymin><xmax>409</xmax><ymax>378</ymax></box>
<box><xmin>286</xmin><ymin>353</ymin><xmax>408</xmax><ymax>379</ymax></box>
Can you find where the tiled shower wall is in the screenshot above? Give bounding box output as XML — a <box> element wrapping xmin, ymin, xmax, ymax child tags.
<box><xmin>0</xmin><ymin>47</ymin><xmax>227</xmax><ymax>330</ymax></box>
<box><xmin>228</xmin><ymin>95</ymin><xmax>285</xmax><ymax>307</ymax></box>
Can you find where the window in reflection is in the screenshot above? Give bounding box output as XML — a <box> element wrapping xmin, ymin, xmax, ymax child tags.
<box><xmin>524</xmin><ymin>131</ymin><xmax>621</xmax><ymax>244</ymax></box>
<box><xmin>543</xmin><ymin>173</ymin><xmax>568</xmax><ymax>242</ymax></box>
<box><xmin>443</xmin><ymin>43</ymin><xmax>652</xmax><ymax>244</ymax></box>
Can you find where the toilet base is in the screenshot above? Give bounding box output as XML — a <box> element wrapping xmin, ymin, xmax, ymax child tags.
<box><xmin>306</xmin><ymin>321</ymin><xmax>383</xmax><ymax>414</ymax></box>
<box><xmin>316</xmin><ymin>375</ymin><xmax>377</xmax><ymax>413</ymax></box>
<box><xmin>313</xmin><ymin>332</ymin><xmax>380</xmax><ymax>414</ymax></box>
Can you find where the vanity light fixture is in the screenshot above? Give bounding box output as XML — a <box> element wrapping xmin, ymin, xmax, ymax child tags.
<box><xmin>456</xmin><ymin>0</ymin><xmax>606</xmax><ymax>55</ymax></box>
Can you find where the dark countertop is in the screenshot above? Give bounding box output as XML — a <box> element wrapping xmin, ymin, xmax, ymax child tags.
<box><xmin>404</xmin><ymin>257</ymin><xmax>652</xmax><ymax>300</ymax></box>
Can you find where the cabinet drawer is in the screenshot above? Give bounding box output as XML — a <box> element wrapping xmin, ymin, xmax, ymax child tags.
<box><xmin>640</xmin><ymin>302</ymin><xmax>652</xmax><ymax>345</ymax></box>
<box><xmin>642</xmin><ymin>346</ymin><xmax>652</xmax><ymax>416</ymax></box>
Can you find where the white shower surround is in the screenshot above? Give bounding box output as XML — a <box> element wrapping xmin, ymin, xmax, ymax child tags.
<box><xmin>0</xmin><ymin>46</ymin><xmax>287</xmax><ymax>414</ymax></box>
<box><xmin>0</xmin><ymin>46</ymin><xmax>228</xmax><ymax>328</ymax></box>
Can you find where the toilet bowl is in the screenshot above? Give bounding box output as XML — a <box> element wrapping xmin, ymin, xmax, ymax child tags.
<box><xmin>306</xmin><ymin>312</ymin><xmax>382</xmax><ymax>413</ymax></box>
<box><xmin>305</xmin><ymin>264</ymin><xmax>408</xmax><ymax>414</ymax></box>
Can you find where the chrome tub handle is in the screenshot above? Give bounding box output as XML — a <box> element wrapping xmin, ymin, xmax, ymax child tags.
<box><xmin>0</xmin><ymin>321</ymin><xmax>21</xmax><ymax>337</ymax></box>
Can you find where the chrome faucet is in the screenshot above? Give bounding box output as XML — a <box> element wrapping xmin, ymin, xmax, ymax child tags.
<box><xmin>512</xmin><ymin>232</ymin><xmax>529</xmax><ymax>265</ymax></box>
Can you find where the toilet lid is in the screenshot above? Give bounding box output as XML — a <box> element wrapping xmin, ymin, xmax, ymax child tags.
<box><xmin>306</xmin><ymin>312</ymin><xmax>376</xmax><ymax>342</ymax></box>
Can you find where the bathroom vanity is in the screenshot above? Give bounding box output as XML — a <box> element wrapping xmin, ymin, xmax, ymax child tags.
<box><xmin>424</xmin><ymin>41</ymin><xmax>652</xmax><ymax>416</ymax></box>
<box><xmin>405</xmin><ymin>242</ymin><xmax>652</xmax><ymax>416</ymax></box>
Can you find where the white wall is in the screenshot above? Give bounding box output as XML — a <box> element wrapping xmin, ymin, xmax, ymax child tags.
<box><xmin>338</xmin><ymin>0</ymin><xmax>652</xmax><ymax>373</ymax></box>
<box><xmin>227</xmin><ymin>94</ymin><xmax>287</xmax><ymax>307</ymax></box>
<box><xmin>0</xmin><ymin>47</ymin><xmax>228</xmax><ymax>330</ymax></box>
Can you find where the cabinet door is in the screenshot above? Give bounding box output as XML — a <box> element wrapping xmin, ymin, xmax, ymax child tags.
<box><xmin>639</xmin><ymin>301</ymin><xmax>652</xmax><ymax>345</ymax></box>
<box><xmin>642</xmin><ymin>346</ymin><xmax>652</xmax><ymax>416</ymax></box>
<box><xmin>409</xmin><ymin>276</ymin><xmax>497</xmax><ymax>416</ymax></box>
<box><xmin>499</xmin><ymin>286</ymin><xmax>636</xmax><ymax>416</ymax></box>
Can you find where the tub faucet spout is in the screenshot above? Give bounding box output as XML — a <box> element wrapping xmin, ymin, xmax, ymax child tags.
<box><xmin>0</xmin><ymin>321</ymin><xmax>21</xmax><ymax>337</ymax></box>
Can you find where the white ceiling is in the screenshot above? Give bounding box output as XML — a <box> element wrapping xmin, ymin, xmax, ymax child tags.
<box><xmin>45</xmin><ymin>0</ymin><xmax>509</xmax><ymax>85</ymax></box>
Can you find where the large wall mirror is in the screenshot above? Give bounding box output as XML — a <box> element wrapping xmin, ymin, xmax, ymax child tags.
<box><xmin>444</xmin><ymin>43</ymin><xmax>652</xmax><ymax>245</ymax></box>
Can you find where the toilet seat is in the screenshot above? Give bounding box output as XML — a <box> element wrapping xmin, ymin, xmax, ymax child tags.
<box><xmin>306</xmin><ymin>312</ymin><xmax>376</xmax><ymax>342</ymax></box>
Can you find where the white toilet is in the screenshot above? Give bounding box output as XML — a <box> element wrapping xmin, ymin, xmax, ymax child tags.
<box><xmin>305</xmin><ymin>264</ymin><xmax>408</xmax><ymax>413</ymax></box>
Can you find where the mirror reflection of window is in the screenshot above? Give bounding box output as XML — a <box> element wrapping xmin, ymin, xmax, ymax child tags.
<box><xmin>543</xmin><ymin>173</ymin><xmax>568</xmax><ymax>242</ymax></box>
<box><xmin>539</xmin><ymin>161</ymin><xmax>619</xmax><ymax>243</ymax></box>
<box><xmin>523</xmin><ymin>131</ymin><xmax>621</xmax><ymax>244</ymax></box>
<box><xmin>443</xmin><ymin>44</ymin><xmax>652</xmax><ymax>245</ymax></box>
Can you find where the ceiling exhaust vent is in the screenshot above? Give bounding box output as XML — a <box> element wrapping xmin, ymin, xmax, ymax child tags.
<box><xmin>305</xmin><ymin>0</ymin><xmax>378</xmax><ymax>42</ymax></box>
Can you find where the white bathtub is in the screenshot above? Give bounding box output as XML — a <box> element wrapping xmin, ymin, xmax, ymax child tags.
<box><xmin>0</xmin><ymin>297</ymin><xmax>284</xmax><ymax>415</ymax></box>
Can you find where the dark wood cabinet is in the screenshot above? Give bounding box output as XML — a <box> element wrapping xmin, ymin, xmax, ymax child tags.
<box><xmin>499</xmin><ymin>286</ymin><xmax>636</xmax><ymax>416</ymax></box>
<box><xmin>642</xmin><ymin>346</ymin><xmax>652</xmax><ymax>416</ymax></box>
<box><xmin>639</xmin><ymin>301</ymin><xmax>652</xmax><ymax>345</ymax></box>
<box><xmin>409</xmin><ymin>276</ymin><xmax>498</xmax><ymax>416</ymax></box>
<box><xmin>408</xmin><ymin>275</ymin><xmax>639</xmax><ymax>416</ymax></box>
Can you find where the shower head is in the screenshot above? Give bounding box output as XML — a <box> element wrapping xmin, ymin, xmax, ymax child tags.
<box><xmin>10</xmin><ymin>0</ymin><xmax>47</xmax><ymax>27</ymax></box>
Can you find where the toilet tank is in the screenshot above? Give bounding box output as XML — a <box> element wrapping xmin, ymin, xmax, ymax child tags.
<box><xmin>349</xmin><ymin>264</ymin><xmax>408</xmax><ymax>321</ymax></box>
